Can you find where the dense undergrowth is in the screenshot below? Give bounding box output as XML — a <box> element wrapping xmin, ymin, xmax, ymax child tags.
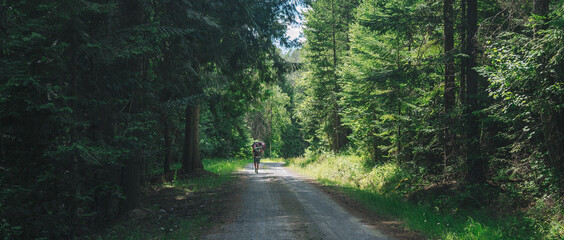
<box><xmin>86</xmin><ymin>158</ymin><xmax>249</xmax><ymax>240</ymax></box>
<box><xmin>286</xmin><ymin>152</ymin><xmax>564</xmax><ymax>240</ymax></box>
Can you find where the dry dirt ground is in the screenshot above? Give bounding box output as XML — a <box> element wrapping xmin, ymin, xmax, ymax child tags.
<box><xmin>205</xmin><ymin>162</ymin><xmax>426</xmax><ymax>240</ymax></box>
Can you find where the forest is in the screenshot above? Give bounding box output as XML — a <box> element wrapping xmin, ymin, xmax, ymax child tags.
<box><xmin>1</xmin><ymin>0</ymin><xmax>563</xmax><ymax>239</ymax></box>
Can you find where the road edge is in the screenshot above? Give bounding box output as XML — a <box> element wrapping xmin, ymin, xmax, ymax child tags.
<box><xmin>283</xmin><ymin>165</ymin><xmax>428</xmax><ymax>240</ymax></box>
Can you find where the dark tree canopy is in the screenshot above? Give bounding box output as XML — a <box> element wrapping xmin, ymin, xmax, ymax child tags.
<box><xmin>0</xmin><ymin>0</ymin><xmax>302</xmax><ymax>238</ymax></box>
<box><xmin>1</xmin><ymin>0</ymin><xmax>563</xmax><ymax>238</ymax></box>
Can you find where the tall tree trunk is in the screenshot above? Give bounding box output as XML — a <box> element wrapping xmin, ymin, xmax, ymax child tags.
<box><xmin>372</xmin><ymin>137</ymin><xmax>382</xmax><ymax>163</ymax></box>
<box><xmin>533</xmin><ymin>0</ymin><xmax>550</xmax><ymax>38</ymax></box>
<box><xmin>329</xmin><ymin>0</ymin><xmax>348</xmax><ymax>152</ymax></box>
<box><xmin>533</xmin><ymin>0</ymin><xmax>550</xmax><ymax>15</ymax></box>
<box><xmin>533</xmin><ymin>0</ymin><xmax>563</xmax><ymax>183</ymax></box>
<box><xmin>533</xmin><ymin>0</ymin><xmax>550</xmax><ymax>36</ymax></box>
<box><xmin>459</xmin><ymin>0</ymin><xmax>467</xmax><ymax>105</ymax></box>
<box><xmin>465</xmin><ymin>0</ymin><xmax>485</xmax><ymax>184</ymax></box>
<box><xmin>119</xmin><ymin>154</ymin><xmax>141</xmax><ymax>215</ymax></box>
<box><xmin>444</xmin><ymin>0</ymin><xmax>455</xmax><ymax>178</ymax></box>
<box><xmin>0</xmin><ymin>132</ymin><xmax>4</xmax><ymax>164</ymax></box>
<box><xmin>163</xmin><ymin>118</ymin><xmax>171</xmax><ymax>173</ymax></box>
<box><xmin>557</xmin><ymin>110</ymin><xmax>564</xmax><ymax>179</ymax></box>
<box><xmin>118</xmin><ymin>0</ymin><xmax>145</xmax><ymax>214</ymax></box>
<box><xmin>458</xmin><ymin>0</ymin><xmax>468</xmax><ymax>167</ymax></box>
<box><xmin>182</xmin><ymin>104</ymin><xmax>203</xmax><ymax>171</ymax></box>
<box><xmin>397</xmin><ymin>102</ymin><xmax>402</xmax><ymax>163</ymax></box>
<box><xmin>331</xmin><ymin>0</ymin><xmax>340</xmax><ymax>153</ymax></box>
<box><xmin>541</xmin><ymin>112</ymin><xmax>564</xmax><ymax>178</ymax></box>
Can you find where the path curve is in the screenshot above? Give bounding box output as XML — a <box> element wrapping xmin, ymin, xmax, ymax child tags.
<box><xmin>206</xmin><ymin>162</ymin><xmax>392</xmax><ymax>240</ymax></box>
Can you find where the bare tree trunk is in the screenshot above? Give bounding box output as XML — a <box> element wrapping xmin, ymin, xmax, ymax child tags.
<box><xmin>533</xmin><ymin>0</ymin><xmax>550</xmax><ymax>38</ymax></box>
<box><xmin>397</xmin><ymin>102</ymin><xmax>402</xmax><ymax>163</ymax></box>
<box><xmin>163</xmin><ymin>118</ymin><xmax>171</xmax><ymax>173</ymax></box>
<box><xmin>444</xmin><ymin>0</ymin><xmax>455</xmax><ymax>178</ymax></box>
<box><xmin>182</xmin><ymin>104</ymin><xmax>203</xmax><ymax>172</ymax></box>
<box><xmin>118</xmin><ymin>0</ymin><xmax>145</xmax><ymax>214</ymax></box>
<box><xmin>119</xmin><ymin>154</ymin><xmax>141</xmax><ymax>215</ymax></box>
<box><xmin>542</xmin><ymin>112</ymin><xmax>564</xmax><ymax>176</ymax></box>
<box><xmin>533</xmin><ymin>0</ymin><xmax>550</xmax><ymax>15</ymax></box>
<box><xmin>465</xmin><ymin>0</ymin><xmax>485</xmax><ymax>184</ymax></box>
<box><xmin>533</xmin><ymin>0</ymin><xmax>563</xmax><ymax>183</ymax></box>
<box><xmin>372</xmin><ymin>137</ymin><xmax>382</xmax><ymax>164</ymax></box>
<box><xmin>556</xmin><ymin>111</ymin><xmax>564</xmax><ymax>178</ymax></box>
<box><xmin>0</xmin><ymin>133</ymin><xmax>4</xmax><ymax>164</ymax></box>
<box><xmin>331</xmin><ymin>0</ymin><xmax>340</xmax><ymax>153</ymax></box>
<box><xmin>533</xmin><ymin>0</ymin><xmax>550</xmax><ymax>31</ymax></box>
<box><xmin>459</xmin><ymin>0</ymin><xmax>467</xmax><ymax>105</ymax></box>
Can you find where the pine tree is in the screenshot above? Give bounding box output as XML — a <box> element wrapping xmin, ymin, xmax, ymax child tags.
<box><xmin>298</xmin><ymin>0</ymin><xmax>358</xmax><ymax>152</ymax></box>
<box><xmin>339</xmin><ymin>0</ymin><xmax>443</xmax><ymax>163</ymax></box>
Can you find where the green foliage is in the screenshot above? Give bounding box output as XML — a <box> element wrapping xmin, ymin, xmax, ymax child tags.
<box><xmin>338</xmin><ymin>0</ymin><xmax>443</xmax><ymax>165</ymax></box>
<box><xmin>288</xmin><ymin>151</ymin><xmax>420</xmax><ymax>195</ymax></box>
<box><xmin>279</xmin><ymin>121</ymin><xmax>307</xmax><ymax>158</ymax></box>
<box><xmin>526</xmin><ymin>196</ymin><xmax>564</xmax><ymax>239</ymax></box>
<box><xmin>297</xmin><ymin>0</ymin><xmax>562</xmax><ymax>205</ymax></box>
<box><xmin>244</xmin><ymin>48</ymin><xmax>308</xmax><ymax>159</ymax></box>
<box><xmin>287</xmin><ymin>153</ymin><xmax>558</xmax><ymax>239</ymax></box>
<box><xmin>200</xmin><ymin>101</ymin><xmax>250</xmax><ymax>159</ymax></box>
<box><xmin>476</xmin><ymin>0</ymin><xmax>564</xmax><ymax>208</ymax></box>
<box><xmin>0</xmin><ymin>0</ymin><xmax>303</xmax><ymax>238</ymax></box>
<box><xmin>295</xmin><ymin>0</ymin><xmax>359</xmax><ymax>151</ymax></box>
<box><xmin>202</xmin><ymin>158</ymin><xmax>250</xmax><ymax>176</ymax></box>
<box><xmin>291</xmin><ymin>0</ymin><xmax>563</xmax><ymax>239</ymax></box>
<box><xmin>3</xmin><ymin>0</ymin><xmax>564</xmax><ymax>238</ymax></box>
<box><xmin>247</xmin><ymin>83</ymin><xmax>292</xmax><ymax>157</ymax></box>
<box><xmin>478</xmin><ymin>17</ymin><xmax>564</xmax><ymax>240</ymax></box>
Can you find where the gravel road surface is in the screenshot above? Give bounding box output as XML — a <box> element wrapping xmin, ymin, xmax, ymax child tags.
<box><xmin>206</xmin><ymin>162</ymin><xmax>391</xmax><ymax>240</ymax></box>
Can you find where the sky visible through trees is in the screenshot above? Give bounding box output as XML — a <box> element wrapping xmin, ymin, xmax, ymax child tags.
<box><xmin>286</xmin><ymin>5</ymin><xmax>307</xmax><ymax>41</ymax></box>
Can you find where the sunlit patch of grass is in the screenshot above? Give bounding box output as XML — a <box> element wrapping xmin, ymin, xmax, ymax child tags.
<box><xmin>203</xmin><ymin>158</ymin><xmax>250</xmax><ymax>175</ymax></box>
<box><xmin>285</xmin><ymin>155</ymin><xmax>539</xmax><ymax>240</ymax></box>
<box><xmin>260</xmin><ymin>157</ymin><xmax>285</xmax><ymax>163</ymax></box>
<box><xmin>163</xmin><ymin>158</ymin><xmax>249</xmax><ymax>192</ymax></box>
<box><xmin>339</xmin><ymin>186</ymin><xmax>507</xmax><ymax>239</ymax></box>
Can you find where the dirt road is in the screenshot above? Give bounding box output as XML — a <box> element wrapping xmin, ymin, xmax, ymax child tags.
<box><xmin>206</xmin><ymin>162</ymin><xmax>392</xmax><ymax>240</ymax></box>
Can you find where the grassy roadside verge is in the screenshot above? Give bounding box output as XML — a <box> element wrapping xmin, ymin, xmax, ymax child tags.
<box><xmin>285</xmin><ymin>155</ymin><xmax>559</xmax><ymax>240</ymax></box>
<box><xmin>85</xmin><ymin>158</ymin><xmax>249</xmax><ymax>240</ymax></box>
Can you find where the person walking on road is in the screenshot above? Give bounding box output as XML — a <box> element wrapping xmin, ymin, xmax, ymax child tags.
<box><xmin>252</xmin><ymin>141</ymin><xmax>265</xmax><ymax>173</ymax></box>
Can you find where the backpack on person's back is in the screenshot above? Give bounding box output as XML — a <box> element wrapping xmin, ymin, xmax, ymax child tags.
<box><xmin>253</xmin><ymin>147</ymin><xmax>262</xmax><ymax>157</ymax></box>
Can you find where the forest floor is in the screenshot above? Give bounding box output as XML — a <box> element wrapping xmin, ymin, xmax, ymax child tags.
<box><xmin>83</xmin><ymin>169</ymin><xmax>245</xmax><ymax>239</ymax></box>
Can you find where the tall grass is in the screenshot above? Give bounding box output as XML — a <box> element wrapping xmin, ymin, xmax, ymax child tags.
<box><xmin>157</xmin><ymin>158</ymin><xmax>250</xmax><ymax>192</ymax></box>
<box><xmin>203</xmin><ymin>158</ymin><xmax>250</xmax><ymax>175</ymax></box>
<box><xmin>286</xmin><ymin>153</ymin><xmax>550</xmax><ymax>240</ymax></box>
<box><xmin>184</xmin><ymin>158</ymin><xmax>248</xmax><ymax>191</ymax></box>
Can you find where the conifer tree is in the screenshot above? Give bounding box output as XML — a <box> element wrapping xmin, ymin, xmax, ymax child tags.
<box><xmin>338</xmin><ymin>0</ymin><xmax>442</xmax><ymax>163</ymax></box>
<box><xmin>298</xmin><ymin>0</ymin><xmax>358</xmax><ymax>151</ymax></box>
<box><xmin>0</xmin><ymin>0</ymin><xmax>303</xmax><ymax>237</ymax></box>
